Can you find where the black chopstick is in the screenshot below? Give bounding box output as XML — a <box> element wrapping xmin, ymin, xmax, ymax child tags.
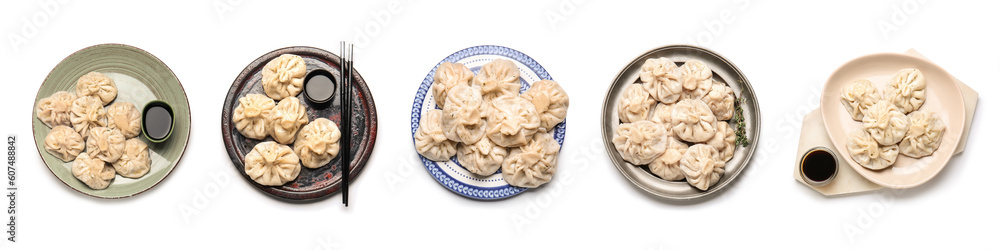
<box><xmin>339</xmin><ymin>42</ymin><xmax>350</xmax><ymax>207</ymax></box>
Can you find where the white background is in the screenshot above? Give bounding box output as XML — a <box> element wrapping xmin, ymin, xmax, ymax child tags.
<box><xmin>1</xmin><ymin>0</ymin><xmax>996</xmax><ymax>249</ymax></box>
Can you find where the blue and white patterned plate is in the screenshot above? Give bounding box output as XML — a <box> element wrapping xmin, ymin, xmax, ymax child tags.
<box><xmin>411</xmin><ymin>45</ymin><xmax>566</xmax><ymax>200</ymax></box>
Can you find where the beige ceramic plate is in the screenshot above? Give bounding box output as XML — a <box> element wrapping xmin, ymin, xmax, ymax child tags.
<box><xmin>820</xmin><ymin>53</ymin><xmax>965</xmax><ymax>189</ymax></box>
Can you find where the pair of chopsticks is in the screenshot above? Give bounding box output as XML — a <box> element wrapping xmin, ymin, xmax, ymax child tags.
<box><xmin>339</xmin><ymin>42</ymin><xmax>354</xmax><ymax>207</ymax></box>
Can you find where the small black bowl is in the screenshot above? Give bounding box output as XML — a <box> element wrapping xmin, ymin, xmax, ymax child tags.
<box><xmin>304</xmin><ymin>69</ymin><xmax>337</xmax><ymax>105</ymax></box>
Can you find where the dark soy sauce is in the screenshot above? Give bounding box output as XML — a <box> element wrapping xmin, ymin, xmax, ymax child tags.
<box><xmin>144</xmin><ymin>105</ymin><xmax>173</xmax><ymax>140</ymax></box>
<box><xmin>305</xmin><ymin>70</ymin><xmax>336</xmax><ymax>105</ymax></box>
<box><xmin>802</xmin><ymin>150</ymin><xmax>837</xmax><ymax>182</ymax></box>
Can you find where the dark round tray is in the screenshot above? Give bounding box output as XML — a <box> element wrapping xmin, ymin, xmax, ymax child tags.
<box><xmin>221</xmin><ymin>46</ymin><xmax>377</xmax><ymax>202</ymax></box>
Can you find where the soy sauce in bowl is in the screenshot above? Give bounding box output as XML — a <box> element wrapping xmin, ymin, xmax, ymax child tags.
<box><xmin>800</xmin><ymin>147</ymin><xmax>838</xmax><ymax>186</ymax></box>
<box><xmin>304</xmin><ymin>69</ymin><xmax>337</xmax><ymax>106</ymax></box>
<box><xmin>142</xmin><ymin>101</ymin><xmax>174</xmax><ymax>143</ymax></box>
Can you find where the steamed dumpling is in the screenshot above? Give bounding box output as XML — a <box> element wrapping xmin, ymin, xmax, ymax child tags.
<box><xmin>677</xmin><ymin>60</ymin><xmax>713</xmax><ymax>99</ymax></box>
<box><xmin>442</xmin><ymin>84</ymin><xmax>487</xmax><ymax>144</ymax></box>
<box><xmin>113</xmin><ymin>138</ymin><xmax>150</xmax><ymax>178</ymax></box>
<box><xmin>233</xmin><ymin>94</ymin><xmax>275</xmax><ymax>140</ymax></box>
<box><xmin>268</xmin><ymin>97</ymin><xmax>309</xmax><ymax>144</ymax></box>
<box><xmin>36</xmin><ymin>91</ymin><xmax>77</xmax><ymax>127</ymax></box>
<box><xmin>44</xmin><ymin>125</ymin><xmax>85</xmax><ymax>162</ymax></box>
<box><xmin>473</xmin><ymin>59</ymin><xmax>521</xmax><ymax>103</ymax></box>
<box><xmin>72</xmin><ymin>153</ymin><xmax>116</xmax><ymax>190</ymax></box>
<box><xmin>701</xmin><ymin>81</ymin><xmax>735</xmax><ymax>120</ymax></box>
<box><xmin>244</xmin><ymin>141</ymin><xmax>301</xmax><ymax>186</ymax></box>
<box><xmin>884</xmin><ymin>68</ymin><xmax>926</xmax><ymax>113</ymax></box>
<box><xmin>847</xmin><ymin>128</ymin><xmax>898</xmax><ymax>170</ymax></box>
<box><xmin>431</xmin><ymin>62</ymin><xmax>474</xmax><ymax>108</ymax></box>
<box><xmin>69</xmin><ymin>96</ymin><xmax>107</xmax><ymax>140</ymax></box>
<box><xmin>75</xmin><ymin>72</ymin><xmax>117</xmax><ymax>105</ymax></box>
<box><xmin>106</xmin><ymin>102</ymin><xmax>142</xmax><ymax>138</ymax></box>
<box><xmin>707</xmin><ymin>121</ymin><xmax>736</xmax><ymax>162</ymax></box>
<box><xmin>501</xmin><ymin>132</ymin><xmax>561</xmax><ymax>188</ymax></box>
<box><xmin>521</xmin><ymin>80</ymin><xmax>569</xmax><ymax>131</ymax></box>
<box><xmin>485</xmin><ymin>95</ymin><xmax>541</xmax><ymax>147</ymax></box>
<box><xmin>86</xmin><ymin>127</ymin><xmax>126</xmax><ymax>163</ymax></box>
<box><xmin>671</xmin><ymin>99</ymin><xmax>717</xmax><ymax>143</ymax></box>
<box><xmin>612</xmin><ymin>120</ymin><xmax>667</xmax><ymax>165</ymax></box>
<box><xmin>414</xmin><ymin>109</ymin><xmax>457</xmax><ymax>162</ymax></box>
<box><xmin>680</xmin><ymin>144</ymin><xmax>725</xmax><ymax>191</ymax></box>
<box><xmin>840</xmin><ymin>79</ymin><xmax>880</xmax><ymax>121</ymax></box>
<box><xmin>457</xmin><ymin>137</ymin><xmax>508</xmax><ymax>176</ymax></box>
<box><xmin>863</xmin><ymin>100</ymin><xmax>909</xmax><ymax>146</ymax></box>
<box><xmin>262</xmin><ymin>54</ymin><xmax>307</xmax><ymax>100</ymax></box>
<box><xmin>648</xmin><ymin>103</ymin><xmax>674</xmax><ymax>133</ymax></box>
<box><xmin>617</xmin><ymin>84</ymin><xmax>656</xmax><ymax>123</ymax></box>
<box><xmin>639</xmin><ymin>57</ymin><xmax>682</xmax><ymax>104</ymax></box>
<box><xmin>648</xmin><ymin>137</ymin><xmax>689</xmax><ymax>181</ymax></box>
<box><xmin>899</xmin><ymin>111</ymin><xmax>945</xmax><ymax>158</ymax></box>
<box><xmin>293</xmin><ymin>118</ymin><xmax>341</xmax><ymax>169</ymax></box>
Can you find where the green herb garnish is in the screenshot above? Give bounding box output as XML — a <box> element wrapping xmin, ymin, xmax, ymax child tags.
<box><xmin>733</xmin><ymin>90</ymin><xmax>749</xmax><ymax>147</ymax></box>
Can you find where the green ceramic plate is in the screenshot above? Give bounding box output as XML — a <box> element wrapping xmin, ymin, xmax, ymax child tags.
<box><xmin>32</xmin><ymin>44</ymin><xmax>190</xmax><ymax>199</ymax></box>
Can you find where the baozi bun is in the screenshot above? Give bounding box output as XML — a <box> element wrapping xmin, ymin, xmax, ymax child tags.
<box><xmin>69</xmin><ymin>96</ymin><xmax>107</xmax><ymax>140</ymax></box>
<box><xmin>414</xmin><ymin>109</ymin><xmax>458</xmax><ymax>162</ymax></box>
<box><xmin>847</xmin><ymin>128</ymin><xmax>898</xmax><ymax>170</ymax></box>
<box><xmin>485</xmin><ymin>95</ymin><xmax>541</xmax><ymax>148</ymax></box>
<box><xmin>648</xmin><ymin>136</ymin><xmax>688</xmax><ymax>181</ymax></box>
<box><xmin>106</xmin><ymin>102</ymin><xmax>142</xmax><ymax>138</ymax></box>
<box><xmin>44</xmin><ymin>125</ymin><xmax>85</xmax><ymax>162</ymax></box>
<box><xmin>233</xmin><ymin>94</ymin><xmax>275</xmax><ymax>140</ymax></box>
<box><xmin>701</xmin><ymin>80</ymin><xmax>735</xmax><ymax>121</ymax></box>
<box><xmin>244</xmin><ymin>141</ymin><xmax>301</xmax><ymax>186</ymax></box>
<box><xmin>612</xmin><ymin>120</ymin><xmax>667</xmax><ymax>165</ymax></box>
<box><xmin>616</xmin><ymin>84</ymin><xmax>656</xmax><ymax>123</ymax></box>
<box><xmin>72</xmin><ymin>153</ymin><xmax>116</xmax><ymax>190</ymax></box>
<box><xmin>639</xmin><ymin>57</ymin><xmax>682</xmax><ymax>104</ymax></box>
<box><xmin>86</xmin><ymin>127</ymin><xmax>126</xmax><ymax>163</ymax></box>
<box><xmin>677</xmin><ymin>60</ymin><xmax>713</xmax><ymax>99</ymax></box>
<box><xmin>862</xmin><ymin>100</ymin><xmax>909</xmax><ymax>146</ymax></box>
<box><xmin>268</xmin><ymin>97</ymin><xmax>309</xmax><ymax>144</ymax></box>
<box><xmin>262</xmin><ymin>54</ymin><xmax>307</xmax><ymax>100</ymax></box>
<box><xmin>473</xmin><ymin>59</ymin><xmax>521</xmax><ymax>104</ymax></box>
<box><xmin>899</xmin><ymin>111</ymin><xmax>945</xmax><ymax>158</ymax></box>
<box><xmin>431</xmin><ymin>62</ymin><xmax>474</xmax><ymax>108</ymax></box>
<box><xmin>75</xmin><ymin>72</ymin><xmax>117</xmax><ymax>105</ymax></box>
<box><xmin>501</xmin><ymin>132</ymin><xmax>561</xmax><ymax>188</ymax></box>
<box><xmin>36</xmin><ymin>91</ymin><xmax>77</xmax><ymax>127</ymax></box>
<box><xmin>293</xmin><ymin>118</ymin><xmax>341</xmax><ymax>169</ymax></box>
<box><xmin>840</xmin><ymin>79</ymin><xmax>880</xmax><ymax>121</ymax></box>
<box><xmin>521</xmin><ymin>80</ymin><xmax>569</xmax><ymax>131</ymax></box>
<box><xmin>884</xmin><ymin>68</ymin><xmax>926</xmax><ymax>113</ymax></box>
<box><xmin>670</xmin><ymin>99</ymin><xmax>717</xmax><ymax>143</ymax></box>
<box><xmin>707</xmin><ymin>121</ymin><xmax>736</xmax><ymax>162</ymax></box>
<box><xmin>113</xmin><ymin>138</ymin><xmax>150</xmax><ymax>178</ymax></box>
<box><xmin>680</xmin><ymin>144</ymin><xmax>725</xmax><ymax>191</ymax></box>
<box><xmin>457</xmin><ymin>136</ymin><xmax>508</xmax><ymax>176</ymax></box>
<box><xmin>442</xmin><ymin>84</ymin><xmax>487</xmax><ymax>144</ymax></box>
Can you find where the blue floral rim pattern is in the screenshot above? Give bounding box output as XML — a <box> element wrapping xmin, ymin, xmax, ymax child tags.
<box><xmin>410</xmin><ymin>45</ymin><xmax>564</xmax><ymax>200</ymax></box>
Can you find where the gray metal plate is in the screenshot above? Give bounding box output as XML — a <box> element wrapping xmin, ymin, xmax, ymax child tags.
<box><xmin>601</xmin><ymin>45</ymin><xmax>760</xmax><ymax>200</ymax></box>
